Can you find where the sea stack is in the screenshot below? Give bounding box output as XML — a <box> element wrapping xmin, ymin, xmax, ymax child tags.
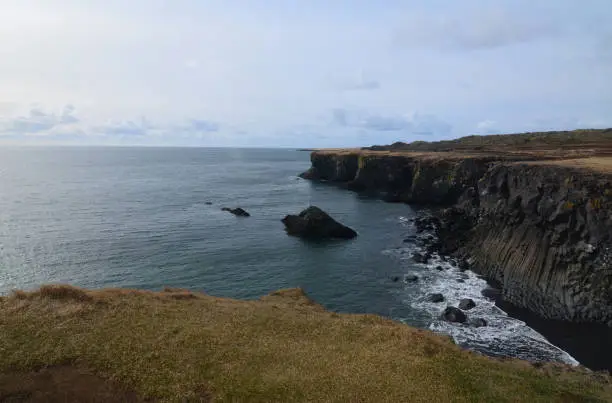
<box><xmin>282</xmin><ymin>206</ymin><xmax>357</xmax><ymax>240</ymax></box>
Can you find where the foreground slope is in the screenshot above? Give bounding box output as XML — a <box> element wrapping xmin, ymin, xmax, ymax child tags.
<box><xmin>1</xmin><ymin>285</ymin><xmax>611</xmax><ymax>402</ymax></box>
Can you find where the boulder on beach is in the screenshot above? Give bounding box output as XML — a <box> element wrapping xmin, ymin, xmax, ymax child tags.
<box><xmin>281</xmin><ymin>206</ymin><xmax>357</xmax><ymax>239</ymax></box>
<box><xmin>458</xmin><ymin>298</ymin><xmax>476</xmax><ymax>310</ymax></box>
<box><xmin>221</xmin><ymin>207</ymin><xmax>250</xmax><ymax>217</ymax></box>
<box><xmin>442</xmin><ymin>306</ymin><xmax>467</xmax><ymax>323</ymax></box>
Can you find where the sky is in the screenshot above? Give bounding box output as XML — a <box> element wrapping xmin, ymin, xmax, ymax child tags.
<box><xmin>0</xmin><ymin>0</ymin><xmax>610</xmax><ymax>147</ymax></box>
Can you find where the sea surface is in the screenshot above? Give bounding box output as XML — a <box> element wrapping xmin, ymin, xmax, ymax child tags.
<box><xmin>0</xmin><ymin>147</ymin><xmax>580</xmax><ymax>366</ymax></box>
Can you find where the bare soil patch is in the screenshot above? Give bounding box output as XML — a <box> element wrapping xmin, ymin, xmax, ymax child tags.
<box><xmin>0</xmin><ymin>365</ymin><xmax>150</xmax><ymax>403</ymax></box>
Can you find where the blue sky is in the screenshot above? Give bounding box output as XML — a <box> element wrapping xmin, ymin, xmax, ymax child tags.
<box><xmin>0</xmin><ymin>0</ymin><xmax>610</xmax><ymax>147</ymax></box>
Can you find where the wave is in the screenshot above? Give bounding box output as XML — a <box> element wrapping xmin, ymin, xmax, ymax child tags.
<box><xmin>383</xmin><ymin>217</ymin><xmax>578</xmax><ymax>366</ymax></box>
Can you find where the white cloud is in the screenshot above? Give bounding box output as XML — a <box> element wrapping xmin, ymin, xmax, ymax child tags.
<box><xmin>0</xmin><ymin>1</ymin><xmax>609</xmax><ymax>147</ymax></box>
<box><xmin>336</xmin><ymin>70</ymin><xmax>381</xmax><ymax>91</ymax></box>
<box><xmin>395</xmin><ymin>6</ymin><xmax>562</xmax><ymax>51</ymax></box>
<box><xmin>0</xmin><ymin>105</ymin><xmax>79</xmax><ymax>136</ymax></box>
<box><xmin>475</xmin><ymin>120</ymin><xmax>499</xmax><ymax>134</ymax></box>
<box><xmin>185</xmin><ymin>60</ymin><xmax>199</xmax><ymax>69</ymax></box>
<box><xmin>331</xmin><ymin>109</ymin><xmax>452</xmax><ymax>136</ymax></box>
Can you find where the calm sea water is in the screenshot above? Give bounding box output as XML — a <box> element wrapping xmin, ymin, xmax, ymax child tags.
<box><xmin>0</xmin><ymin>147</ymin><xmax>578</xmax><ymax>366</ymax></box>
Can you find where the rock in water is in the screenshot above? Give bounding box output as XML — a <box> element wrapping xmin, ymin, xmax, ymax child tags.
<box><xmin>221</xmin><ymin>207</ymin><xmax>250</xmax><ymax>217</ymax></box>
<box><xmin>404</xmin><ymin>274</ymin><xmax>419</xmax><ymax>283</ymax></box>
<box><xmin>442</xmin><ymin>306</ymin><xmax>467</xmax><ymax>323</ymax></box>
<box><xmin>469</xmin><ymin>318</ymin><xmax>488</xmax><ymax>328</ymax></box>
<box><xmin>481</xmin><ymin>287</ymin><xmax>502</xmax><ymax>301</ymax></box>
<box><xmin>427</xmin><ymin>293</ymin><xmax>445</xmax><ymax>303</ymax></box>
<box><xmin>281</xmin><ymin>206</ymin><xmax>357</xmax><ymax>239</ymax></box>
<box><xmin>412</xmin><ymin>252</ymin><xmax>430</xmax><ymax>264</ymax></box>
<box><xmin>458</xmin><ymin>298</ymin><xmax>476</xmax><ymax>310</ymax></box>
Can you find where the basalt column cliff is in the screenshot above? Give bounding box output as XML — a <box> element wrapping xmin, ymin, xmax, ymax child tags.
<box><xmin>300</xmin><ymin>130</ymin><xmax>612</xmax><ymax>326</ymax></box>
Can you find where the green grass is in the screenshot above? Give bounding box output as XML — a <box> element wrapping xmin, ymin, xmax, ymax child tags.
<box><xmin>1</xmin><ymin>285</ymin><xmax>611</xmax><ymax>402</ymax></box>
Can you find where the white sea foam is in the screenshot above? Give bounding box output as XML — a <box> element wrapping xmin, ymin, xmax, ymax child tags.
<box><xmin>386</xmin><ymin>218</ymin><xmax>579</xmax><ymax>366</ymax></box>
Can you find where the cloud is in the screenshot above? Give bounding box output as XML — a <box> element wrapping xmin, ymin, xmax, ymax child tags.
<box><xmin>189</xmin><ymin>119</ymin><xmax>220</xmax><ymax>133</ymax></box>
<box><xmin>0</xmin><ymin>105</ymin><xmax>80</xmax><ymax>135</ymax></box>
<box><xmin>185</xmin><ymin>60</ymin><xmax>199</xmax><ymax>69</ymax></box>
<box><xmin>0</xmin><ymin>104</ymin><xmax>222</xmax><ymax>144</ymax></box>
<box><xmin>475</xmin><ymin>119</ymin><xmax>499</xmax><ymax>134</ymax></box>
<box><xmin>336</xmin><ymin>70</ymin><xmax>381</xmax><ymax>91</ymax></box>
<box><xmin>94</xmin><ymin>118</ymin><xmax>150</xmax><ymax>136</ymax></box>
<box><xmin>345</xmin><ymin>79</ymin><xmax>380</xmax><ymax>91</ymax></box>
<box><xmin>362</xmin><ymin>115</ymin><xmax>411</xmax><ymax>131</ymax></box>
<box><xmin>396</xmin><ymin>8</ymin><xmax>561</xmax><ymax>51</ymax></box>
<box><xmin>331</xmin><ymin>109</ymin><xmax>451</xmax><ymax>135</ymax></box>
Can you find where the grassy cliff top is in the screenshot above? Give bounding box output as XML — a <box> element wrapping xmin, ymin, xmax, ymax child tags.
<box><xmin>1</xmin><ymin>285</ymin><xmax>611</xmax><ymax>402</ymax></box>
<box><xmin>366</xmin><ymin>128</ymin><xmax>612</xmax><ymax>153</ymax></box>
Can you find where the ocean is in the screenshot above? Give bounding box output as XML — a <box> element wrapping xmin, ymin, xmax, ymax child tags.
<box><xmin>0</xmin><ymin>147</ymin><xmax>580</xmax><ymax>366</ymax></box>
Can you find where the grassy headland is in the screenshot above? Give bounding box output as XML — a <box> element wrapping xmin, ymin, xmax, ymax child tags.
<box><xmin>1</xmin><ymin>285</ymin><xmax>611</xmax><ymax>402</ymax></box>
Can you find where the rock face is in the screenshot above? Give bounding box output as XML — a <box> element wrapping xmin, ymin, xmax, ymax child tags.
<box><xmin>300</xmin><ymin>150</ymin><xmax>612</xmax><ymax>325</ymax></box>
<box><xmin>221</xmin><ymin>207</ymin><xmax>250</xmax><ymax>217</ymax></box>
<box><xmin>282</xmin><ymin>206</ymin><xmax>357</xmax><ymax>239</ymax></box>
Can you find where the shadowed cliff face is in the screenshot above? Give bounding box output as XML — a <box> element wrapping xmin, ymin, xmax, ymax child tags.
<box><xmin>300</xmin><ymin>152</ymin><xmax>490</xmax><ymax>205</ymax></box>
<box><xmin>301</xmin><ymin>151</ymin><xmax>612</xmax><ymax>325</ymax></box>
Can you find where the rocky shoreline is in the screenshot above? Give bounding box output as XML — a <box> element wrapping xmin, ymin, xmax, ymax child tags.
<box><xmin>299</xmin><ymin>150</ymin><xmax>612</xmax><ymax>328</ymax></box>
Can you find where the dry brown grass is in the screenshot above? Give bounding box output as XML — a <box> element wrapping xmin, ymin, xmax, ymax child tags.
<box><xmin>518</xmin><ymin>157</ymin><xmax>612</xmax><ymax>174</ymax></box>
<box><xmin>1</xmin><ymin>285</ymin><xmax>611</xmax><ymax>402</ymax></box>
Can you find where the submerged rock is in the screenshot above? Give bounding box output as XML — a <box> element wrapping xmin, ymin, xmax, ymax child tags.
<box><xmin>391</xmin><ymin>276</ymin><xmax>400</xmax><ymax>282</ymax></box>
<box><xmin>442</xmin><ymin>306</ymin><xmax>467</xmax><ymax>323</ymax></box>
<box><xmin>469</xmin><ymin>318</ymin><xmax>488</xmax><ymax>328</ymax></box>
<box><xmin>481</xmin><ymin>287</ymin><xmax>502</xmax><ymax>301</ymax></box>
<box><xmin>281</xmin><ymin>206</ymin><xmax>357</xmax><ymax>239</ymax></box>
<box><xmin>427</xmin><ymin>293</ymin><xmax>445</xmax><ymax>303</ymax></box>
<box><xmin>458</xmin><ymin>298</ymin><xmax>476</xmax><ymax>310</ymax></box>
<box><xmin>221</xmin><ymin>207</ymin><xmax>250</xmax><ymax>217</ymax></box>
<box><xmin>458</xmin><ymin>259</ymin><xmax>470</xmax><ymax>272</ymax></box>
<box><xmin>412</xmin><ymin>252</ymin><xmax>431</xmax><ymax>264</ymax></box>
<box><xmin>404</xmin><ymin>274</ymin><xmax>419</xmax><ymax>283</ymax></box>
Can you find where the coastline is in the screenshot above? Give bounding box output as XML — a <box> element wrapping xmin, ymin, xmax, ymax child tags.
<box><xmin>298</xmin><ymin>131</ymin><xmax>612</xmax><ymax>372</ymax></box>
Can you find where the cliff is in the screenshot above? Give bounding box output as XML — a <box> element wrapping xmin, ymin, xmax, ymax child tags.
<box><xmin>301</xmin><ymin>150</ymin><xmax>612</xmax><ymax>326</ymax></box>
<box><xmin>1</xmin><ymin>285</ymin><xmax>611</xmax><ymax>402</ymax></box>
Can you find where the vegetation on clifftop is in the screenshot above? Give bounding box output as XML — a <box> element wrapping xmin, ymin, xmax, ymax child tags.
<box><xmin>367</xmin><ymin>128</ymin><xmax>612</xmax><ymax>153</ymax></box>
<box><xmin>1</xmin><ymin>285</ymin><xmax>611</xmax><ymax>402</ymax></box>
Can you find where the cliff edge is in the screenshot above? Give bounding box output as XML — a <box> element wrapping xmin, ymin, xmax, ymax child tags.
<box><xmin>1</xmin><ymin>285</ymin><xmax>611</xmax><ymax>401</ymax></box>
<box><xmin>300</xmin><ymin>129</ymin><xmax>612</xmax><ymax>326</ymax></box>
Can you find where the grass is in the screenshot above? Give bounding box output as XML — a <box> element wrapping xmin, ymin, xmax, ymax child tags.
<box><xmin>1</xmin><ymin>285</ymin><xmax>611</xmax><ymax>402</ymax></box>
<box><xmin>366</xmin><ymin>128</ymin><xmax>612</xmax><ymax>152</ymax></box>
<box><xmin>519</xmin><ymin>157</ymin><xmax>612</xmax><ymax>173</ymax></box>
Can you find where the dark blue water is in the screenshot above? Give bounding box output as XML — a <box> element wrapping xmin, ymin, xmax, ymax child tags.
<box><xmin>0</xmin><ymin>147</ymin><xmax>577</xmax><ymax>365</ymax></box>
